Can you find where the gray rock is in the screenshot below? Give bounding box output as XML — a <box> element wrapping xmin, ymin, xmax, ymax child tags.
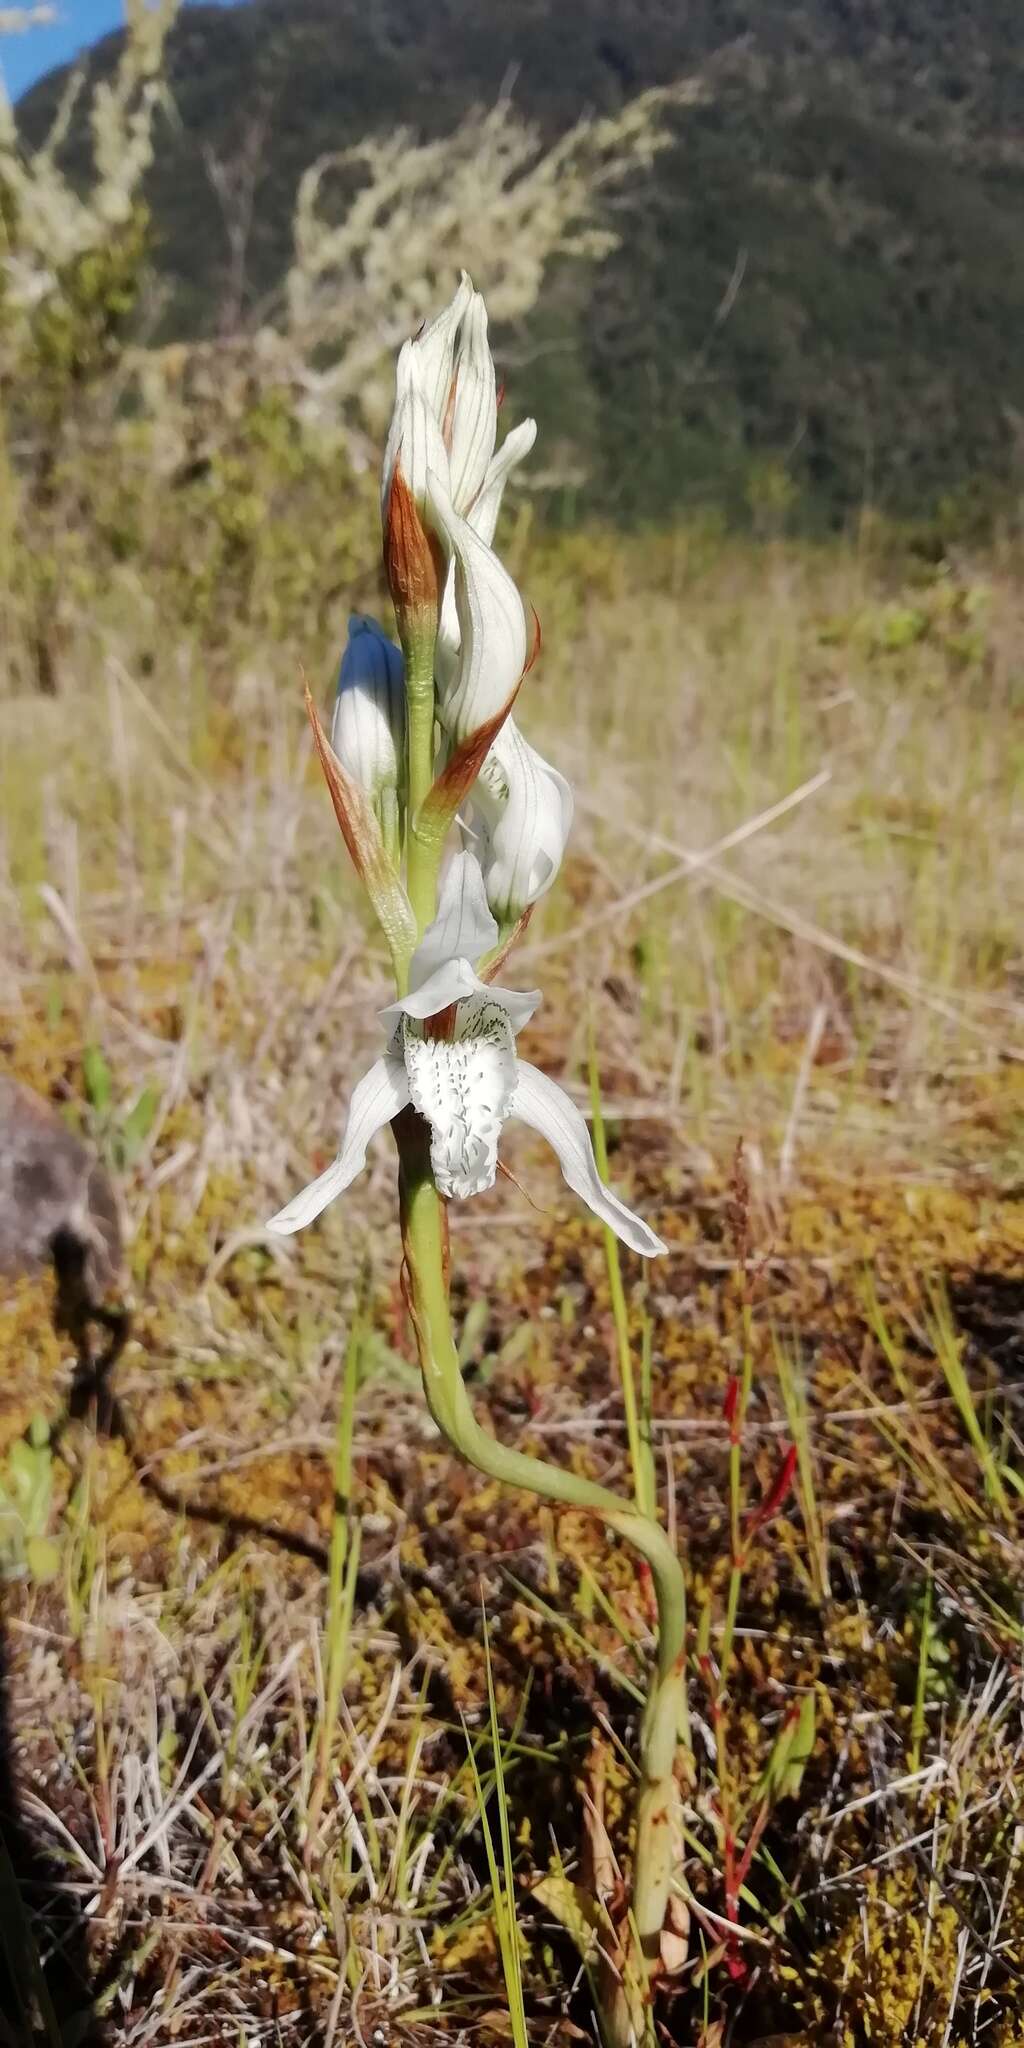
<box><xmin>0</xmin><ymin>1074</ymin><xmax>123</xmax><ymax>1310</ymax></box>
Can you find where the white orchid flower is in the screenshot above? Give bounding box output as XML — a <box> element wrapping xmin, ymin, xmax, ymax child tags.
<box><xmin>427</xmin><ymin>469</ymin><xmax>527</xmax><ymax>741</ymax></box>
<box><xmin>266</xmin><ymin>853</ymin><xmax>665</xmax><ymax>1258</ymax></box>
<box><xmin>331</xmin><ymin>617</ymin><xmax>405</xmax><ymax>850</ymax></box>
<box><xmin>471</xmin><ymin>719</ymin><xmax>574</xmax><ymax>920</ymax></box>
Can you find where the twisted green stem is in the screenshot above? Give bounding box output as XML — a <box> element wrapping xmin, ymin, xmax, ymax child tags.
<box><xmin>397</xmin><ymin>1117</ymin><xmax>687</xmax><ymax>2041</ymax></box>
<box><xmin>396</xmin><ymin>595</ymin><xmax>683</xmax><ymax>2040</ymax></box>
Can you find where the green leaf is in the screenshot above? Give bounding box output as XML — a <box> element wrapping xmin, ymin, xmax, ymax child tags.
<box><xmin>119</xmin><ymin>1083</ymin><xmax>159</xmax><ymax>1164</ymax></box>
<box><xmin>779</xmin><ymin>1694</ymin><xmax>816</xmax><ymax>1801</ymax></box>
<box><xmin>25</xmin><ymin>1536</ymin><xmax>61</xmax><ymax>1585</ymax></box>
<box><xmin>82</xmin><ymin>1043</ymin><xmax>113</xmax><ymax>1113</ymax></box>
<box><xmin>531</xmin><ymin>1873</ymin><xmax>603</xmax><ymax>1964</ymax></box>
<box><xmin>27</xmin><ymin>1414</ymin><xmax>50</xmax><ymax>1451</ymax></box>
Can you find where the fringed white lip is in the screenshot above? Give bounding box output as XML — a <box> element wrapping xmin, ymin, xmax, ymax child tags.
<box><xmin>267</xmin><ymin>851</ymin><xmax>665</xmax><ymax>1258</ymax></box>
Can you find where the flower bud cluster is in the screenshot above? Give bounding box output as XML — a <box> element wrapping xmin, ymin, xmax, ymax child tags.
<box><xmin>331</xmin><ymin>273</ymin><xmax>572</xmax><ymax>928</ymax></box>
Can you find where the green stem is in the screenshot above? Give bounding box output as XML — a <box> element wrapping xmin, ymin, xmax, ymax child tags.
<box><xmin>308</xmin><ymin>1319</ymin><xmax>362</xmax><ymax>1847</ymax></box>
<box><xmin>588</xmin><ymin>1033</ymin><xmax>656</xmax><ymax>1520</ymax></box>
<box><xmin>397</xmin><ymin>1116</ymin><xmax>687</xmax><ymax>2039</ymax></box>
<box><xmin>719</xmin><ymin>1298</ymin><xmax>754</xmax><ymax>1695</ymax></box>
<box><xmin>404</xmin><ymin>634</ymin><xmax>440</xmax><ymax>935</ymax></box>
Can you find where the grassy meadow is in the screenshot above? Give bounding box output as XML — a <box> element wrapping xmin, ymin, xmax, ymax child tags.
<box><xmin>3</xmin><ymin>502</ymin><xmax>1024</xmax><ymax>2044</ymax></box>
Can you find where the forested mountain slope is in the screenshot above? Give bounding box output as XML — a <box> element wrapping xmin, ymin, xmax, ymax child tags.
<box><xmin>18</xmin><ymin>0</ymin><xmax>1024</xmax><ymax>525</ymax></box>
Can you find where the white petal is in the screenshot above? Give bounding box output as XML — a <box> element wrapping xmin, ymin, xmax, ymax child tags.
<box><xmin>410</xmin><ymin>849</ymin><xmax>498</xmax><ymax>987</ymax></box>
<box><xmin>266</xmin><ymin>1058</ymin><xmax>410</xmax><ymax>1235</ymax></box>
<box><xmin>415</xmin><ymin>271</ymin><xmax>473</xmax><ymax>421</ymax></box>
<box><xmin>510</xmin><ymin>1062</ymin><xmax>667</xmax><ymax>1258</ymax></box>
<box><xmin>448</xmin><ymin>291</ymin><xmax>497</xmax><ymax>515</ymax></box>
<box><xmin>381</xmin><ymin>960</ymin><xmax>540</xmax><ymax>1033</ymax></box>
<box><xmin>435</xmin><ymin>409</ymin><xmax>533</xmax><ymax>686</ymax></box>
<box><xmin>435</xmin><ymin>559</ymin><xmax>460</xmax><ymax>700</ymax></box>
<box><xmin>469</xmin><ymin>418</ymin><xmax>537</xmax><ymax>545</ymax></box>
<box><xmin>426</xmin><ymin>468</ymin><xmax>526</xmax><ymax>742</ymax></box>
<box><xmin>404</xmin><ymin>995</ymin><xmax>518</xmax><ymax>1199</ymax></box>
<box><xmin>381</xmin><ymin>343</ymin><xmax>450</xmax><ymax>514</ymax></box>
<box><xmin>472</xmin><ymin>720</ymin><xmax>574</xmax><ymax>919</ymax></box>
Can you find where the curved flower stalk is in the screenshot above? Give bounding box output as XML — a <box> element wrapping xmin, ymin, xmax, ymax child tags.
<box><xmin>273</xmin><ymin>278</ymin><xmax>687</xmax><ymax>2048</ymax></box>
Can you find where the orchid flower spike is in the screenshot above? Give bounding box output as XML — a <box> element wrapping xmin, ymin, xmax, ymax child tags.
<box><xmin>267</xmin><ymin>853</ymin><xmax>664</xmax><ymax>1258</ymax></box>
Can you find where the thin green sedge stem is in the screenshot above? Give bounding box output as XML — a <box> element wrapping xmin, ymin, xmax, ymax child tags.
<box><xmin>719</xmin><ymin>1297</ymin><xmax>754</xmax><ymax>1698</ymax></box>
<box><xmin>588</xmin><ymin>1031</ymin><xmax>656</xmax><ymax>1521</ymax></box>
<box><xmin>909</xmin><ymin>1564</ymin><xmax>933</xmax><ymax>1775</ymax></box>
<box><xmin>308</xmin><ymin>1318</ymin><xmax>362</xmax><ymax>1847</ymax></box>
<box><xmin>397</xmin><ymin>1115</ymin><xmax>686</xmax><ymax>2036</ymax></box>
<box><xmin>640</xmin><ymin>1315</ymin><xmax>655</xmax><ymax>1513</ymax></box>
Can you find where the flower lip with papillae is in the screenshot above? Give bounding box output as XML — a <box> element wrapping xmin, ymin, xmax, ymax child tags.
<box><xmin>266</xmin><ymin>852</ymin><xmax>665</xmax><ymax>1256</ymax></box>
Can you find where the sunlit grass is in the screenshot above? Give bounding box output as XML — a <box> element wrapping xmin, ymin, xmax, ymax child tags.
<box><xmin>2</xmin><ymin>520</ymin><xmax>1024</xmax><ymax>2042</ymax></box>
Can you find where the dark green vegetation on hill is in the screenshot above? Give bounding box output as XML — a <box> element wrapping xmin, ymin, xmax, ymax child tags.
<box><xmin>18</xmin><ymin>0</ymin><xmax>1024</xmax><ymax>526</ymax></box>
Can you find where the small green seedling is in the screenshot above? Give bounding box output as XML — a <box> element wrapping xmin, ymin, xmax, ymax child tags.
<box><xmin>0</xmin><ymin>1415</ymin><xmax>61</xmax><ymax>1584</ymax></box>
<box><xmin>82</xmin><ymin>1040</ymin><xmax>159</xmax><ymax>1169</ymax></box>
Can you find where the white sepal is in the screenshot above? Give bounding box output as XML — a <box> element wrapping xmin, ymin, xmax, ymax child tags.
<box><xmin>415</xmin><ymin>271</ymin><xmax>473</xmax><ymax>422</ymax></box>
<box><xmin>266</xmin><ymin>1057</ymin><xmax>410</xmax><ymax>1236</ymax></box>
<box><xmin>409</xmin><ymin>849</ymin><xmax>498</xmax><ymax>987</ymax></box>
<box><xmin>331</xmin><ymin>615</ymin><xmax>405</xmax><ymax>801</ymax></box>
<box><xmin>448</xmin><ymin>291</ymin><xmax>497</xmax><ymax>516</ymax></box>
<box><xmin>470</xmin><ymin>417</ymin><xmax>537</xmax><ymax>546</ymax></box>
<box><xmin>380</xmin><ymin>958</ymin><xmax>540</xmax><ymax>1034</ymax></box>
<box><xmin>436</xmin><ymin>420</ymin><xmax>536</xmax><ymax>695</ymax></box>
<box><xmin>426</xmin><ymin>469</ymin><xmax>527</xmax><ymax>742</ymax></box>
<box><xmin>510</xmin><ymin>1061</ymin><xmax>667</xmax><ymax>1258</ymax></box>
<box><xmin>381</xmin><ymin>341</ymin><xmax>450</xmax><ymax>515</ymax></box>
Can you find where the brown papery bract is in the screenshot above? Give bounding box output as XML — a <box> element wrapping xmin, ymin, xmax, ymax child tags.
<box><xmin>383</xmin><ymin>467</ymin><xmax>441</xmax><ymax>625</ymax></box>
<box><xmin>417</xmin><ymin>678</ymin><xmax>522</xmax><ymax>843</ymax></box>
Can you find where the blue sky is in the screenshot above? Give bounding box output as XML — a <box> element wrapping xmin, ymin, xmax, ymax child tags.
<box><xmin>1</xmin><ymin>0</ymin><xmax>244</xmax><ymax>100</ymax></box>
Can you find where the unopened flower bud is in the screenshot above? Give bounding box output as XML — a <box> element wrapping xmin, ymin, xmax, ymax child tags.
<box><xmin>381</xmin><ymin>348</ymin><xmax>448</xmax><ymax>654</ymax></box>
<box><xmin>471</xmin><ymin>720</ymin><xmax>573</xmax><ymax>922</ymax></box>
<box><xmin>381</xmin><ymin>342</ymin><xmax>450</xmax><ymax>518</ymax></box>
<box><xmin>331</xmin><ymin>615</ymin><xmax>406</xmax><ymax>860</ymax></box>
<box><xmin>427</xmin><ymin>470</ymin><xmax>526</xmax><ymax>743</ymax></box>
<box><xmin>415</xmin><ymin>270</ymin><xmax>473</xmax><ymax>424</ymax></box>
<box><xmin>447</xmin><ymin>291</ymin><xmax>497</xmax><ymax>515</ymax></box>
